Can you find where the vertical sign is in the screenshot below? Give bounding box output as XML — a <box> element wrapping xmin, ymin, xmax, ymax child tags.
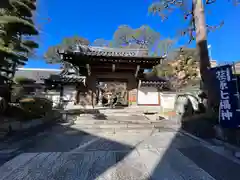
<box><xmin>211</xmin><ymin>65</ymin><xmax>240</xmax><ymax>128</ymax></box>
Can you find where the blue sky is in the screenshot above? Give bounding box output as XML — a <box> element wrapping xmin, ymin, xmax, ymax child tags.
<box><xmin>25</xmin><ymin>0</ymin><xmax>240</xmax><ymax>69</ymax></box>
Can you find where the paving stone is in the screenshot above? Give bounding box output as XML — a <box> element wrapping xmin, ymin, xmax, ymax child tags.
<box><xmin>1</xmin><ymin>109</ymin><xmax>240</xmax><ymax>180</ymax></box>
<box><xmin>137</xmin><ymin>149</ymin><xmax>183</xmax><ymax>180</ymax></box>
<box><xmin>127</xmin><ymin>124</ymin><xmax>154</xmax><ymax>128</ymax></box>
<box><xmin>3</xmin><ymin>153</ymin><xmax>50</xmax><ymax>180</ymax></box>
<box><xmin>98</xmin><ymin>134</ymin><xmax>149</xmax><ymax>147</ymax></box>
<box><xmin>137</xmin><ymin>132</ymin><xmax>179</xmax><ymax>149</ymax></box>
<box><xmin>155</xmin><ymin>148</ymin><xmax>215</xmax><ymax>180</ymax></box>
<box><xmin>78</xmin><ymin>138</ymin><xmax>134</xmax><ymax>152</ymax></box>
<box><xmin>71</xmin><ymin>127</ymin><xmax>115</xmax><ymax>134</ymax></box>
<box><xmin>98</xmin><ymin>150</ymin><xmax>150</xmax><ymax>180</ymax></box>
<box><xmin>179</xmin><ymin>146</ymin><xmax>240</xmax><ymax>180</ymax></box>
<box><xmin>24</xmin><ymin>153</ymin><xmax>62</xmax><ymax>180</ymax></box>
<box><xmin>49</xmin><ymin>152</ymin><xmax>117</xmax><ymax>180</ymax></box>
<box><xmin>0</xmin><ymin>153</ymin><xmax>38</xmax><ymax>180</ymax></box>
<box><xmin>73</xmin><ymin>124</ymin><xmax>128</xmax><ymax>129</ymax></box>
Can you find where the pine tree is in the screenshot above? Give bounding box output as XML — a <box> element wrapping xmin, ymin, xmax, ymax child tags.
<box><xmin>0</xmin><ymin>0</ymin><xmax>39</xmax><ymax>84</ymax></box>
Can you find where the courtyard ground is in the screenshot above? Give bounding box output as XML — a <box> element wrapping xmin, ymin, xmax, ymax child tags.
<box><xmin>0</xmin><ymin>108</ymin><xmax>240</xmax><ymax>180</ymax></box>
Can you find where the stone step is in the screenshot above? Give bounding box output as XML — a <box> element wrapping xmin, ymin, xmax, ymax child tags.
<box><xmin>75</xmin><ymin>116</ymin><xmax>176</xmax><ymax>124</ymax></box>
<box><xmin>77</xmin><ymin>116</ymin><xmax>149</xmax><ymax>121</ymax></box>
<box><xmin>72</xmin><ymin>123</ymin><xmax>179</xmax><ymax>129</ymax></box>
<box><xmin>70</xmin><ymin>126</ymin><xmax>175</xmax><ymax>134</ymax></box>
<box><xmin>74</xmin><ymin>119</ymin><xmax>156</xmax><ymax>124</ymax></box>
<box><xmin>79</xmin><ymin>113</ymin><xmax>145</xmax><ymax>117</ymax></box>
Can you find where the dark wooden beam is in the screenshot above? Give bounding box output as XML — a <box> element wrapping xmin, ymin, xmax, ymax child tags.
<box><xmin>91</xmin><ymin>68</ymin><xmax>135</xmax><ymax>73</ymax></box>
<box><xmin>69</xmin><ymin>55</ymin><xmax>161</xmax><ymax>66</ymax></box>
<box><xmin>89</xmin><ymin>63</ymin><xmax>146</xmax><ymax>70</ymax></box>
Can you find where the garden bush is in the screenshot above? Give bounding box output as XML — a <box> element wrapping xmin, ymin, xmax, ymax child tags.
<box><xmin>11</xmin><ymin>85</ymin><xmax>25</xmax><ymax>103</ymax></box>
<box><xmin>181</xmin><ymin>111</ymin><xmax>218</xmax><ymax>138</ymax></box>
<box><xmin>11</xmin><ymin>77</ymin><xmax>37</xmax><ymax>103</ymax></box>
<box><xmin>19</xmin><ymin>97</ymin><xmax>53</xmax><ymax>118</ymax></box>
<box><xmin>3</xmin><ymin>105</ymin><xmax>36</xmax><ymax>121</ymax></box>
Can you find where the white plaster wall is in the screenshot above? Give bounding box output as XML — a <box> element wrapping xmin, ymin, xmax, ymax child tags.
<box><xmin>137</xmin><ymin>87</ymin><xmax>159</xmax><ymax>105</ymax></box>
<box><xmin>63</xmin><ymin>86</ymin><xmax>76</xmax><ymax>108</ymax></box>
<box><xmin>160</xmin><ymin>92</ymin><xmax>177</xmax><ymax>109</ymax></box>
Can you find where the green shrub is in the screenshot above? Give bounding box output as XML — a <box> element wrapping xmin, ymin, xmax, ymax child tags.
<box><xmin>181</xmin><ymin>111</ymin><xmax>218</xmax><ymax>138</ymax></box>
<box><xmin>19</xmin><ymin>97</ymin><xmax>53</xmax><ymax>117</ymax></box>
<box><xmin>14</xmin><ymin>77</ymin><xmax>36</xmax><ymax>85</ymax></box>
<box><xmin>4</xmin><ymin>105</ymin><xmax>37</xmax><ymax>121</ymax></box>
<box><xmin>12</xmin><ymin>77</ymin><xmax>37</xmax><ymax>102</ymax></box>
<box><xmin>11</xmin><ymin>85</ymin><xmax>25</xmax><ymax>102</ymax></box>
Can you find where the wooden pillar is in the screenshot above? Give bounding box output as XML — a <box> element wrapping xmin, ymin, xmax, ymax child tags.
<box><xmin>126</xmin><ymin>73</ymin><xmax>138</xmax><ymax>106</ymax></box>
<box><xmin>85</xmin><ymin>74</ymin><xmax>97</xmax><ymax>107</ymax></box>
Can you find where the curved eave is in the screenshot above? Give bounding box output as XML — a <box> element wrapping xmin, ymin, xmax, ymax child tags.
<box><xmin>61</xmin><ymin>52</ymin><xmax>162</xmax><ymax>66</ymax></box>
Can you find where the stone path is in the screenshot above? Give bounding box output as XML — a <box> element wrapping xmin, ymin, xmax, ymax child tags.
<box><xmin>1</xmin><ymin>109</ymin><xmax>240</xmax><ymax>179</ymax></box>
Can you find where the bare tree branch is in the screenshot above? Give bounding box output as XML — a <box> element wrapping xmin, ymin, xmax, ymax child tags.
<box><xmin>206</xmin><ymin>0</ymin><xmax>216</xmax><ymax>4</ymax></box>
<box><xmin>149</xmin><ymin>0</ymin><xmax>235</xmax><ymax>45</ymax></box>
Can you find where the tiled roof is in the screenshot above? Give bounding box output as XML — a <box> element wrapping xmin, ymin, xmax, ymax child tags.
<box><xmin>46</xmin><ymin>74</ymin><xmax>85</xmax><ymax>84</ymax></box>
<box><xmin>63</xmin><ymin>45</ymin><xmax>150</xmax><ymax>57</ymax></box>
<box><xmin>14</xmin><ymin>68</ymin><xmax>62</xmax><ymax>83</ymax></box>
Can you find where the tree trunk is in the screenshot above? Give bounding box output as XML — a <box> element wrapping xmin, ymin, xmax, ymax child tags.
<box><xmin>192</xmin><ymin>0</ymin><xmax>219</xmax><ymax>108</ymax></box>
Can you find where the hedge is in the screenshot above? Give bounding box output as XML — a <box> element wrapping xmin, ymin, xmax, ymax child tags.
<box><xmin>19</xmin><ymin>97</ymin><xmax>53</xmax><ymax>118</ymax></box>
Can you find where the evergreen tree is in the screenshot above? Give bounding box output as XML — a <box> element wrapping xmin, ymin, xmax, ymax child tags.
<box><xmin>0</xmin><ymin>0</ymin><xmax>39</xmax><ymax>84</ymax></box>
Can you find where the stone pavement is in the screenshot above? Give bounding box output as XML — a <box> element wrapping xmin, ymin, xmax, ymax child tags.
<box><xmin>1</xmin><ymin>129</ymin><xmax>240</xmax><ymax>180</ymax></box>
<box><xmin>1</xmin><ymin>109</ymin><xmax>240</xmax><ymax>179</ymax></box>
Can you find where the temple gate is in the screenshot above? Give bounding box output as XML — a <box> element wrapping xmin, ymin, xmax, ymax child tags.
<box><xmin>59</xmin><ymin>45</ymin><xmax>164</xmax><ymax>107</ymax></box>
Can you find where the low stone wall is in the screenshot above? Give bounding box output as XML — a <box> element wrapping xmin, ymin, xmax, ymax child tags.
<box><xmin>0</xmin><ymin>111</ymin><xmax>61</xmax><ymax>139</ymax></box>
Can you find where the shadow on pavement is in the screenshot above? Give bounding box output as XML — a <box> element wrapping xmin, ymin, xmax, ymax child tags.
<box><xmin>24</xmin><ymin>124</ymin><xmax>133</xmax><ymax>153</ymax></box>
<box><xmin>149</xmin><ymin>126</ymin><xmax>240</xmax><ymax>180</ymax></box>
<box><xmin>1</xmin><ymin>108</ymin><xmax>240</xmax><ymax>179</ymax></box>
<box><xmin>0</xmin><ymin>121</ymin><xmax>136</xmax><ymax>180</ymax></box>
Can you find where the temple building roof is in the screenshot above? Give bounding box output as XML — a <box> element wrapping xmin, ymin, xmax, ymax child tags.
<box><xmin>59</xmin><ymin>44</ymin><xmax>164</xmax><ymax>77</ymax></box>
<box><xmin>59</xmin><ymin>44</ymin><xmax>163</xmax><ymax>66</ymax></box>
<box><xmin>139</xmin><ymin>75</ymin><xmax>171</xmax><ymax>90</ymax></box>
<box><xmin>63</xmin><ymin>44</ymin><xmax>150</xmax><ymax>57</ymax></box>
<box><xmin>15</xmin><ymin>68</ymin><xmax>61</xmax><ymax>84</ymax></box>
<box><xmin>45</xmin><ymin>74</ymin><xmax>85</xmax><ymax>84</ymax></box>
